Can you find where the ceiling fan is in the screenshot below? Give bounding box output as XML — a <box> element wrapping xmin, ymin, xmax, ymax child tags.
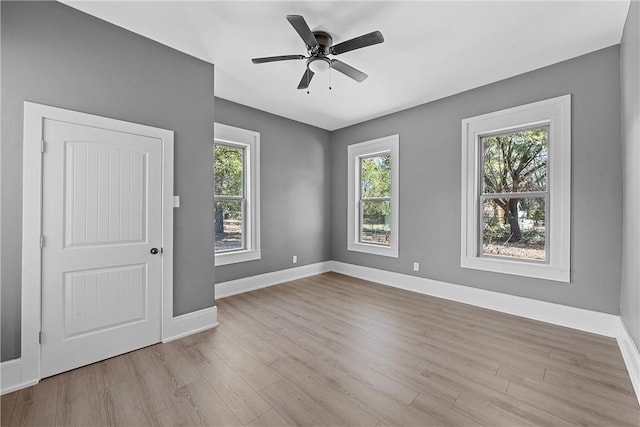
<box><xmin>252</xmin><ymin>15</ymin><xmax>384</xmax><ymax>90</ymax></box>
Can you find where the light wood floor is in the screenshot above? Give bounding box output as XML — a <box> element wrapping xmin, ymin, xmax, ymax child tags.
<box><xmin>2</xmin><ymin>272</ymin><xmax>639</xmax><ymax>426</ymax></box>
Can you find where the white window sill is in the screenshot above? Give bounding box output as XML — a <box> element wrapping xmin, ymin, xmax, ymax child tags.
<box><xmin>215</xmin><ymin>249</ymin><xmax>261</xmax><ymax>266</ymax></box>
<box><xmin>348</xmin><ymin>242</ymin><xmax>398</xmax><ymax>258</ymax></box>
<box><xmin>461</xmin><ymin>256</ymin><xmax>570</xmax><ymax>283</ymax></box>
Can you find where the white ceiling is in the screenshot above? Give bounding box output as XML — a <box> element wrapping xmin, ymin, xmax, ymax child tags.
<box><xmin>61</xmin><ymin>1</ymin><xmax>630</xmax><ymax>131</ymax></box>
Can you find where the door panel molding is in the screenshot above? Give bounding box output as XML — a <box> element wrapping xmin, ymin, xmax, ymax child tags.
<box><xmin>21</xmin><ymin>102</ymin><xmax>175</xmax><ymax>383</ymax></box>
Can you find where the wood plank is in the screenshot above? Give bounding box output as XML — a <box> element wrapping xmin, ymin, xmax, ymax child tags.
<box><xmin>422</xmin><ymin>360</ymin><xmax>509</xmax><ymax>396</ymax></box>
<box><xmin>543</xmin><ymin>366</ymin><xmax>639</xmax><ymax>408</ymax></box>
<box><xmin>1</xmin><ymin>392</ymin><xmax>17</xmax><ymax>427</ymax></box>
<box><xmin>98</xmin><ymin>380</ymin><xmax>156</xmax><ymax>426</ymax></box>
<box><xmin>453</xmin><ymin>389</ymin><xmax>568</xmax><ymax>426</ymax></box>
<box><xmin>6</xmin><ymin>377</ymin><xmax>59</xmax><ymax>427</ymax></box>
<box><xmin>203</xmin><ymin>329</ymin><xmax>280</xmax><ymax>392</ymax></box>
<box><xmin>321</xmin><ymin>367</ymin><xmax>433</xmax><ymax>426</ymax></box>
<box><xmin>245</xmin><ymin>408</ymin><xmax>293</xmax><ymax>427</ymax></box>
<box><xmin>266</xmin><ymin>359</ymin><xmax>381</xmax><ymax>426</ymax></box>
<box><xmin>55</xmin><ymin>365</ymin><xmax>102</xmax><ymax>427</ymax></box>
<box><xmin>258</xmin><ymin>379</ymin><xmax>345</xmax><ymax>426</ymax></box>
<box><xmin>154</xmin><ymin>379</ymin><xmax>242</xmax><ymax>427</ymax></box>
<box><xmin>196</xmin><ymin>356</ymin><xmax>272</xmax><ymax>425</ymax></box>
<box><xmin>408</xmin><ymin>392</ymin><xmax>480</xmax><ymax>426</ymax></box>
<box><xmin>125</xmin><ymin>346</ymin><xmax>179</xmax><ymax>417</ymax></box>
<box><xmin>507</xmin><ymin>378</ymin><xmax>639</xmax><ymax>426</ymax></box>
<box><xmin>156</xmin><ymin>339</ymin><xmax>209</xmax><ymax>388</ymax></box>
<box><xmin>94</xmin><ymin>353</ymin><xmax>133</xmax><ymax>394</ymax></box>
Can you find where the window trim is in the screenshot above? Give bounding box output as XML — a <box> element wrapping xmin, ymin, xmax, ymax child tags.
<box><xmin>461</xmin><ymin>95</ymin><xmax>571</xmax><ymax>282</ymax></box>
<box><xmin>214</xmin><ymin>123</ymin><xmax>260</xmax><ymax>266</ymax></box>
<box><xmin>347</xmin><ymin>134</ymin><xmax>399</xmax><ymax>258</ymax></box>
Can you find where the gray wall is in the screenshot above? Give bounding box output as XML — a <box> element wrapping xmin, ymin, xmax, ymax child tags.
<box><xmin>1</xmin><ymin>1</ymin><xmax>216</xmax><ymax>361</ymax></box>
<box><xmin>620</xmin><ymin>1</ymin><xmax>640</xmax><ymax>348</ymax></box>
<box><xmin>214</xmin><ymin>98</ymin><xmax>331</xmax><ymax>283</ymax></box>
<box><xmin>330</xmin><ymin>46</ymin><xmax>622</xmax><ymax>314</ymax></box>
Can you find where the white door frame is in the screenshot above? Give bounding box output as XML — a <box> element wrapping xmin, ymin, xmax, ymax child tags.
<box><xmin>21</xmin><ymin>102</ymin><xmax>175</xmax><ymax>383</ymax></box>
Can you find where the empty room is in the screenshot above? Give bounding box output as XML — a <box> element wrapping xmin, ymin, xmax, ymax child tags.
<box><xmin>1</xmin><ymin>0</ymin><xmax>640</xmax><ymax>425</ymax></box>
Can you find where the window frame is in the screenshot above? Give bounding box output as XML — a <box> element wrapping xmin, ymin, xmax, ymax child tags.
<box><xmin>214</xmin><ymin>123</ymin><xmax>260</xmax><ymax>266</ymax></box>
<box><xmin>461</xmin><ymin>95</ymin><xmax>571</xmax><ymax>282</ymax></box>
<box><xmin>347</xmin><ymin>134</ymin><xmax>399</xmax><ymax>258</ymax></box>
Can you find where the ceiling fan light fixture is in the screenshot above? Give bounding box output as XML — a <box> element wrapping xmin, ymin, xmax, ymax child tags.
<box><xmin>307</xmin><ymin>57</ymin><xmax>331</xmax><ymax>74</ymax></box>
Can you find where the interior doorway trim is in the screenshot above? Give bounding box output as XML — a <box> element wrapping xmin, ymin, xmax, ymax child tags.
<box><xmin>21</xmin><ymin>102</ymin><xmax>174</xmax><ymax>384</ymax></box>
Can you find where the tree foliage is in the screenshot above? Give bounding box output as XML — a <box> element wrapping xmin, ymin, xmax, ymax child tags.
<box><xmin>360</xmin><ymin>153</ymin><xmax>391</xmax><ymax>243</ymax></box>
<box><xmin>214</xmin><ymin>145</ymin><xmax>243</xmax><ymax>196</ymax></box>
<box><xmin>482</xmin><ymin>128</ymin><xmax>547</xmax><ymax>242</ymax></box>
<box><xmin>361</xmin><ymin>153</ymin><xmax>391</xmax><ymax>198</ymax></box>
<box><xmin>214</xmin><ymin>144</ymin><xmax>243</xmax><ymax>236</ymax></box>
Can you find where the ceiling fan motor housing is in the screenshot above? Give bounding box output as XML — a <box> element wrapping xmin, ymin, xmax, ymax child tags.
<box><xmin>307</xmin><ymin>31</ymin><xmax>333</xmax><ymax>74</ymax></box>
<box><xmin>311</xmin><ymin>31</ymin><xmax>332</xmax><ymax>55</ymax></box>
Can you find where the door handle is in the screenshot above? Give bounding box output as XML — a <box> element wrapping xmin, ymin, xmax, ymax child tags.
<box><xmin>150</xmin><ymin>248</ymin><xmax>159</xmax><ymax>255</ymax></box>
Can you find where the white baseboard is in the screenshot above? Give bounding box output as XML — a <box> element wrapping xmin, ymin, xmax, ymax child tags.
<box><xmin>215</xmin><ymin>261</ymin><xmax>333</xmax><ymax>299</ymax></box>
<box><xmin>162</xmin><ymin>306</ymin><xmax>218</xmax><ymax>343</ymax></box>
<box><xmin>617</xmin><ymin>319</ymin><xmax>640</xmax><ymax>404</ymax></box>
<box><xmin>331</xmin><ymin>261</ymin><xmax>621</xmax><ymax>337</ymax></box>
<box><xmin>1</xmin><ymin>358</ymin><xmax>39</xmax><ymax>395</ymax></box>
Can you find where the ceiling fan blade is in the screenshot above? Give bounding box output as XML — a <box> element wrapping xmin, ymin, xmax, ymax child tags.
<box><xmin>330</xmin><ymin>60</ymin><xmax>368</xmax><ymax>82</ymax></box>
<box><xmin>297</xmin><ymin>69</ymin><xmax>315</xmax><ymax>89</ymax></box>
<box><xmin>286</xmin><ymin>15</ymin><xmax>319</xmax><ymax>49</ymax></box>
<box><xmin>330</xmin><ymin>31</ymin><xmax>384</xmax><ymax>55</ymax></box>
<box><xmin>252</xmin><ymin>55</ymin><xmax>305</xmax><ymax>64</ymax></box>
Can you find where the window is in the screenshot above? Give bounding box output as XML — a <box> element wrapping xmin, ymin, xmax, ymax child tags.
<box><xmin>214</xmin><ymin>123</ymin><xmax>260</xmax><ymax>266</ymax></box>
<box><xmin>481</xmin><ymin>127</ymin><xmax>549</xmax><ymax>261</ymax></box>
<box><xmin>461</xmin><ymin>95</ymin><xmax>571</xmax><ymax>282</ymax></box>
<box><xmin>348</xmin><ymin>135</ymin><xmax>399</xmax><ymax>257</ymax></box>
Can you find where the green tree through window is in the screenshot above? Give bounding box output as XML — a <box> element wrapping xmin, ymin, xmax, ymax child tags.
<box><xmin>360</xmin><ymin>153</ymin><xmax>391</xmax><ymax>245</ymax></box>
<box><xmin>481</xmin><ymin>127</ymin><xmax>548</xmax><ymax>260</ymax></box>
<box><xmin>214</xmin><ymin>144</ymin><xmax>244</xmax><ymax>252</ymax></box>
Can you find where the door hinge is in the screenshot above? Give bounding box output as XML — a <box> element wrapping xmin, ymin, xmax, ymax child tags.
<box><xmin>39</xmin><ymin>331</ymin><xmax>43</xmax><ymax>344</ymax></box>
<box><xmin>41</xmin><ymin>140</ymin><xmax>46</xmax><ymax>153</ymax></box>
<box><xmin>40</xmin><ymin>235</ymin><xmax>45</xmax><ymax>248</ymax></box>
<box><xmin>161</xmin><ymin>247</ymin><xmax>164</xmax><ymax>254</ymax></box>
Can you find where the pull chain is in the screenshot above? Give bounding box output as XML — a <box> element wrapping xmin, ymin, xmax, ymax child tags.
<box><xmin>329</xmin><ymin>66</ymin><xmax>332</xmax><ymax>91</ymax></box>
<box><xmin>307</xmin><ymin>70</ymin><xmax>310</xmax><ymax>94</ymax></box>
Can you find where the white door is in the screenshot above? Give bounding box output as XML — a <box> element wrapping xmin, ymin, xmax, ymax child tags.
<box><xmin>41</xmin><ymin>118</ymin><xmax>163</xmax><ymax>378</ymax></box>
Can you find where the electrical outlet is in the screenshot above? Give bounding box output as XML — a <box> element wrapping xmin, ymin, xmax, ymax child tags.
<box><xmin>292</xmin><ymin>255</ymin><xmax>298</xmax><ymax>264</ymax></box>
<box><xmin>413</xmin><ymin>262</ymin><xmax>420</xmax><ymax>272</ymax></box>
